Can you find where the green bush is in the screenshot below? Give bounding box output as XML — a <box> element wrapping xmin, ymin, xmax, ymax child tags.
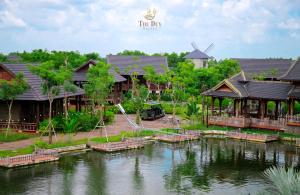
<box><xmin>104</xmin><ymin>110</ymin><xmax>115</xmax><ymax>124</ymax></box>
<box><xmin>161</xmin><ymin>102</ymin><xmax>186</xmax><ymax>115</ymax></box>
<box><xmin>122</xmin><ymin>100</ymin><xmax>137</xmax><ymax>114</ymax></box>
<box><xmin>76</xmin><ymin>112</ymin><xmax>98</xmax><ymax>132</ymax></box>
<box><xmin>161</xmin><ymin>92</ymin><xmax>172</xmax><ymax>101</ymax></box>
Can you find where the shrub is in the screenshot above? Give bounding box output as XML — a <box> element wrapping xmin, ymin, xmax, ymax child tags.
<box><xmin>122</xmin><ymin>100</ymin><xmax>137</xmax><ymax>114</ymax></box>
<box><xmin>104</xmin><ymin>110</ymin><xmax>115</xmax><ymax>124</ymax></box>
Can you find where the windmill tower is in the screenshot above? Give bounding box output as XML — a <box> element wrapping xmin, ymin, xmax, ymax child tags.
<box><xmin>185</xmin><ymin>42</ymin><xmax>214</xmax><ymax>69</ymax></box>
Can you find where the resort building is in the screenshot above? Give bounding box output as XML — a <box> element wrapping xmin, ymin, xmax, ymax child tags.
<box><xmin>203</xmin><ymin>58</ymin><xmax>300</xmax><ymax>134</ymax></box>
<box><xmin>0</xmin><ymin>63</ymin><xmax>84</xmax><ymax>132</ymax></box>
<box><xmin>73</xmin><ymin>55</ymin><xmax>169</xmax><ymax>104</ymax></box>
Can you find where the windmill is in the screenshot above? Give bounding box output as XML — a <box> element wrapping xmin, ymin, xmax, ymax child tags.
<box><xmin>185</xmin><ymin>42</ymin><xmax>215</xmax><ymax>68</ymax></box>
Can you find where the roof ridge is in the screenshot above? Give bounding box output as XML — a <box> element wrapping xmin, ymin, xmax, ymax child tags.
<box><xmin>250</xmin><ymin>80</ymin><xmax>290</xmax><ymax>84</ymax></box>
<box><xmin>279</xmin><ymin>58</ymin><xmax>300</xmax><ymax>79</ymax></box>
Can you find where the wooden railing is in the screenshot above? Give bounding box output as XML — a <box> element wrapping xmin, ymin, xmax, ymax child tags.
<box><xmin>0</xmin><ymin>122</ymin><xmax>38</xmax><ymax>132</ymax></box>
<box><xmin>0</xmin><ymin>150</ymin><xmax>58</xmax><ymax>167</ymax></box>
<box><xmin>208</xmin><ymin>116</ymin><xmax>250</xmax><ymax>128</ymax></box>
<box><xmin>287</xmin><ymin>115</ymin><xmax>300</xmax><ymax>127</ymax></box>
<box><xmin>208</xmin><ymin>116</ymin><xmax>286</xmax><ymax>131</ymax></box>
<box><xmin>250</xmin><ymin>118</ymin><xmax>285</xmax><ymax>131</ymax></box>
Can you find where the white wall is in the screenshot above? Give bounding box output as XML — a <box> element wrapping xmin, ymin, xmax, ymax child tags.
<box><xmin>192</xmin><ymin>59</ymin><xmax>207</xmax><ymax>69</ymax></box>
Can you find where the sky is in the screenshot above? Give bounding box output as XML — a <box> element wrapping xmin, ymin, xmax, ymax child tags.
<box><xmin>0</xmin><ymin>0</ymin><xmax>300</xmax><ymax>59</ymax></box>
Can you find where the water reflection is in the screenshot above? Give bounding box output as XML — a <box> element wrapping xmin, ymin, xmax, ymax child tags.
<box><xmin>0</xmin><ymin>138</ymin><xmax>299</xmax><ymax>195</ymax></box>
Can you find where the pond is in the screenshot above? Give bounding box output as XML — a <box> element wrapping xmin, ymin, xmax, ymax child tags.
<box><xmin>0</xmin><ymin>138</ymin><xmax>300</xmax><ymax>195</ymax></box>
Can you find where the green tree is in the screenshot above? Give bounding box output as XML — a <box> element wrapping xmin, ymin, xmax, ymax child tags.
<box><xmin>29</xmin><ymin>61</ymin><xmax>67</xmax><ymax>144</ymax></box>
<box><xmin>165</xmin><ymin>69</ymin><xmax>185</xmax><ymax>123</ymax></box>
<box><xmin>83</xmin><ymin>62</ymin><xmax>114</xmax><ymax>127</ymax></box>
<box><xmin>0</xmin><ymin>53</ymin><xmax>7</xmax><ymax>62</ymax></box>
<box><xmin>126</xmin><ymin>65</ymin><xmax>148</xmax><ymax>125</ymax></box>
<box><xmin>61</xmin><ymin>59</ymin><xmax>77</xmax><ymax>120</ymax></box>
<box><xmin>143</xmin><ymin>65</ymin><xmax>157</xmax><ymax>99</ymax></box>
<box><xmin>117</xmin><ymin>50</ymin><xmax>148</xmax><ymax>56</ymax></box>
<box><xmin>0</xmin><ymin>73</ymin><xmax>29</xmax><ymax>136</ymax></box>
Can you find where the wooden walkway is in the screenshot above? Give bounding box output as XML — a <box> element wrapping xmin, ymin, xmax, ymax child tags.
<box><xmin>90</xmin><ymin>138</ymin><xmax>150</xmax><ymax>152</ymax></box>
<box><xmin>154</xmin><ymin>133</ymin><xmax>201</xmax><ymax>143</ymax></box>
<box><xmin>0</xmin><ymin>151</ymin><xmax>59</xmax><ymax>168</ymax></box>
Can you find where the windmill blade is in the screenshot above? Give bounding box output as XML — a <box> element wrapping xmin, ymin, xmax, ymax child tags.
<box><xmin>191</xmin><ymin>41</ymin><xmax>199</xmax><ymax>50</ymax></box>
<box><xmin>204</xmin><ymin>43</ymin><xmax>214</xmax><ymax>53</ymax></box>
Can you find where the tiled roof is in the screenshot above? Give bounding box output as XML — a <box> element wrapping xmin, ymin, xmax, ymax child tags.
<box><xmin>232</xmin><ymin>58</ymin><xmax>292</xmax><ymax>79</ymax></box>
<box><xmin>0</xmin><ymin>63</ymin><xmax>84</xmax><ymax>101</ymax></box>
<box><xmin>288</xmin><ymin>86</ymin><xmax>300</xmax><ymax>98</ymax></box>
<box><xmin>73</xmin><ymin>68</ymin><xmax>126</xmax><ymax>82</ymax></box>
<box><xmin>246</xmin><ymin>81</ymin><xmax>292</xmax><ymax>100</ymax></box>
<box><xmin>280</xmin><ymin>59</ymin><xmax>300</xmax><ymax>81</ymax></box>
<box><xmin>184</xmin><ymin>49</ymin><xmax>209</xmax><ymax>59</ymax></box>
<box><xmin>107</xmin><ymin>55</ymin><xmax>168</xmax><ymax>75</ymax></box>
<box><xmin>203</xmin><ymin>72</ymin><xmax>294</xmax><ymax>100</ymax></box>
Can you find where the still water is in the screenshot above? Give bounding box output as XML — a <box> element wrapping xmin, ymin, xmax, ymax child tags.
<box><xmin>0</xmin><ymin>138</ymin><xmax>300</xmax><ymax>195</ymax></box>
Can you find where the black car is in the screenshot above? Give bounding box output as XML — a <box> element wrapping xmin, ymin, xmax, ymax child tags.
<box><xmin>140</xmin><ymin>101</ymin><xmax>165</xmax><ymax>120</ymax></box>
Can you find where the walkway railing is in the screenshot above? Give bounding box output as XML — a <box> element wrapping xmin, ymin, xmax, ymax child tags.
<box><xmin>287</xmin><ymin>115</ymin><xmax>300</xmax><ymax>126</ymax></box>
<box><xmin>208</xmin><ymin>116</ymin><xmax>286</xmax><ymax>130</ymax></box>
<box><xmin>250</xmin><ymin>117</ymin><xmax>285</xmax><ymax>131</ymax></box>
<box><xmin>0</xmin><ymin>150</ymin><xmax>59</xmax><ymax>167</ymax></box>
<box><xmin>208</xmin><ymin>116</ymin><xmax>250</xmax><ymax>128</ymax></box>
<box><xmin>0</xmin><ymin>122</ymin><xmax>37</xmax><ymax>132</ymax></box>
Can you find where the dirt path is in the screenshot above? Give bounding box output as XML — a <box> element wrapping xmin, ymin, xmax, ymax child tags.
<box><xmin>0</xmin><ymin>114</ymin><xmax>174</xmax><ymax>150</ymax></box>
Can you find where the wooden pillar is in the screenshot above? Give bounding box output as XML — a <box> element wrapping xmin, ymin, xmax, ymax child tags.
<box><xmin>79</xmin><ymin>95</ymin><xmax>82</xmax><ymax>112</ymax></box>
<box><xmin>36</xmin><ymin>102</ymin><xmax>40</xmax><ymax>124</ymax></box>
<box><xmin>211</xmin><ymin>97</ymin><xmax>215</xmax><ymax>116</ymax></box>
<box><xmin>260</xmin><ymin>100</ymin><xmax>266</xmax><ymax>119</ymax></box>
<box><xmin>240</xmin><ymin>99</ymin><xmax>243</xmax><ymax>116</ymax></box>
<box><xmin>233</xmin><ymin>99</ymin><xmax>237</xmax><ymax>116</ymax></box>
<box><xmin>75</xmin><ymin>96</ymin><xmax>79</xmax><ymax>112</ymax></box>
<box><xmin>243</xmin><ymin>99</ymin><xmax>248</xmax><ymax>116</ymax></box>
<box><xmin>264</xmin><ymin>100</ymin><xmax>268</xmax><ymax>118</ymax></box>
<box><xmin>275</xmin><ymin>101</ymin><xmax>279</xmax><ymax>119</ymax></box>
<box><xmin>291</xmin><ymin>99</ymin><xmax>295</xmax><ymax>116</ymax></box>
<box><xmin>257</xmin><ymin>100</ymin><xmax>261</xmax><ymax>118</ymax></box>
<box><xmin>219</xmin><ymin>98</ymin><xmax>223</xmax><ymax>116</ymax></box>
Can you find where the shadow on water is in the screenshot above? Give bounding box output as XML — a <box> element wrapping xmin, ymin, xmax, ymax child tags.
<box><xmin>0</xmin><ymin>138</ymin><xmax>299</xmax><ymax>195</ymax></box>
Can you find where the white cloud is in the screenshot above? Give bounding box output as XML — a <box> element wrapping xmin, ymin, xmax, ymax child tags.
<box><xmin>0</xmin><ymin>10</ymin><xmax>27</xmax><ymax>28</ymax></box>
<box><xmin>279</xmin><ymin>18</ymin><xmax>300</xmax><ymax>30</ymax></box>
<box><xmin>0</xmin><ymin>0</ymin><xmax>299</xmax><ymax>58</ymax></box>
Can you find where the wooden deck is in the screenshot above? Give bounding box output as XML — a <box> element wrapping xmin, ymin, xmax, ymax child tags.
<box><xmin>226</xmin><ymin>132</ymin><xmax>279</xmax><ymax>142</ymax></box>
<box><xmin>90</xmin><ymin>138</ymin><xmax>149</xmax><ymax>152</ymax></box>
<box><xmin>0</xmin><ymin>151</ymin><xmax>59</xmax><ymax>168</ymax></box>
<box><xmin>154</xmin><ymin>134</ymin><xmax>201</xmax><ymax>143</ymax></box>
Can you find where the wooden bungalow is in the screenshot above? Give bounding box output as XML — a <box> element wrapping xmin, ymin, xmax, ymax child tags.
<box><xmin>203</xmin><ymin>58</ymin><xmax>300</xmax><ymax>134</ymax></box>
<box><xmin>73</xmin><ymin>60</ymin><xmax>127</xmax><ymax>105</ymax></box>
<box><xmin>73</xmin><ymin>56</ymin><xmax>169</xmax><ymax>105</ymax></box>
<box><xmin>0</xmin><ymin>63</ymin><xmax>84</xmax><ymax>132</ymax></box>
<box><xmin>106</xmin><ymin>55</ymin><xmax>169</xmax><ymax>93</ymax></box>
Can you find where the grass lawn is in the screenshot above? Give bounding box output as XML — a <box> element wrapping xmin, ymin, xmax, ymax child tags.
<box><xmin>91</xmin><ymin>130</ymin><xmax>156</xmax><ymax>143</ymax></box>
<box><xmin>183</xmin><ymin>123</ymin><xmax>235</xmax><ymax>131</ymax></box>
<box><xmin>0</xmin><ymin>132</ymin><xmax>36</xmax><ymax>142</ymax></box>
